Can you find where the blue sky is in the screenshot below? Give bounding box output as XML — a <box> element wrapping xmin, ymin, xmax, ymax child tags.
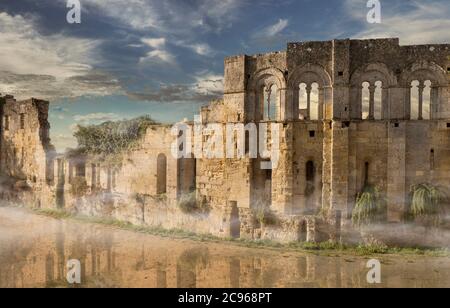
<box><xmin>0</xmin><ymin>0</ymin><xmax>449</xmax><ymax>151</ymax></box>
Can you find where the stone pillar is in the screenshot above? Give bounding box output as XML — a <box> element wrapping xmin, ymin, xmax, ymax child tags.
<box><xmin>418</xmin><ymin>82</ymin><xmax>425</xmax><ymax>120</ymax></box>
<box><xmin>431</xmin><ymin>86</ymin><xmax>439</xmax><ymax>119</ymax></box>
<box><xmin>330</xmin><ymin>122</ymin><xmax>350</xmax><ymax>216</ymax></box>
<box><xmin>349</xmin><ymin>85</ymin><xmax>361</xmax><ymax>120</ymax></box>
<box><xmin>318</xmin><ymin>86</ymin><xmax>324</xmax><ymax>120</ymax></box>
<box><xmin>306</xmin><ymin>84</ymin><xmax>312</xmax><ymax>120</ymax></box>
<box><xmin>387</xmin><ymin>122</ymin><xmax>406</xmax><ymax>222</ymax></box>
<box><xmin>368</xmin><ymin>84</ymin><xmax>375</xmax><ymax>120</ymax></box>
<box><xmin>322</xmin><ymin>86</ymin><xmax>333</xmax><ymax>120</ymax></box>
<box><xmin>437</xmin><ymin>86</ymin><xmax>450</xmax><ymax>119</ymax></box>
<box><xmin>271</xmin><ymin>123</ymin><xmax>294</xmax><ymax>215</ymax></box>
<box><xmin>246</xmin><ymin>91</ymin><xmax>256</xmax><ymax>122</ymax></box>
<box><xmin>265</xmin><ymin>87</ymin><xmax>272</xmax><ymax>120</ymax></box>
<box><xmin>382</xmin><ymin>86</ymin><xmax>390</xmax><ymax>120</ymax></box>
<box><xmin>279</xmin><ymin>88</ymin><xmax>288</xmax><ymax>121</ymax></box>
<box><xmin>404</xmin><ymin>86</ymin><xmax>411</xmax><ymax>120</ymax></box>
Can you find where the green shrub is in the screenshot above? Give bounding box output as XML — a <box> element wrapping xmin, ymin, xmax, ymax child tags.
<box><xmin>352</xmin><ymin>185</ymin><xmax>386</xmax><ymax>227</ymax></box>
<box><xmin>73</xmin><ymin>116</ymin><xmax>159</xmax><ymax>155</ymax></box>
<box><xmin>253</xmin><ymin>202</ymin><xmax>278</xmax><ymax>227</ymax></box>
<box><xmin>409</xmin><ymin>183</ymin><xmax>444</xmax><ymax>226</ymax></box>
<box><xmin>178</xmin><ymin>192</ymin><xmax>210</xmax><ymax>214</ymax></box>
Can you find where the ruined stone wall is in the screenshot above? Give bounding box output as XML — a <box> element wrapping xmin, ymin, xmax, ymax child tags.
<box><xmin>2</xmin><ymin>37</ymin><xmax>449</xmax><ymax>246</ymax></box>
<box><xmin>0</xmin><ymin>95</ymin><xmax>54</xmax><ymax>185</ymax></box>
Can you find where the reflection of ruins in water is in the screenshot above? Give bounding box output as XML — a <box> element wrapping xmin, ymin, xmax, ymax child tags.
<box><xmin>0</xmin><ymin>208</ymin><xmax>449</xmax><ymax>288</ymax></box>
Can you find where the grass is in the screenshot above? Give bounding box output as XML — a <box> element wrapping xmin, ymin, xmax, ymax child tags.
<box><xmin>352</xmin><ymin>185</ymin><xmax>386</xmax><ymax>227</ymax></box>
<box><xmin>32</xmin><ymin>208</ymin><xmax>450</xmax><ymax>258</ymax></box>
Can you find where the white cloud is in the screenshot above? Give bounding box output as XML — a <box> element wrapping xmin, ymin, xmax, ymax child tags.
<box><xmin>127</xmin><ymin>72</ymin><xmax>223</xmax><ymax>103</ymax></box>
<box><xmin>79</xmin><ymin>0</ymin><xmax>239</xmax><ymax>58</ymax></box>
<box><xmin>187</xmin><ymin>43</ymin><xmax>214</xmax><ymax>56</ymax></box>
<box><xmin>344</xmin><ymin>0</ymin><xmax>450</xmax><ymax>44</ymax></box>
<box><xmin>81</xmin><ymin>0</ymin><xmax>241</xmax><ymax>33</ymax></box>
<box><xmin>0</xmin><ymin>12</ymin><xmax>93</xmax><ymax>79</ymax></box>
<box><xmin>262</xmin><ymin>19</ymin><xmax>289</xmax><ymax>37</ymax></box>
<box><xmin>140</xmin><ymin>37</ymin><xmax>176</xmax><ymax>64</ymax></box>
<box><xmin>0</xmin><ymin>12</ymin><xmax>121</xmax><ymax>100</ymax></box>
<box><xmin>81</xmin><ymin>0</ymin><xmax>158</xmax><ymax>30</ymax></box>
<box><xmin>141</xmin><ymin>38</ymin><xmax>166</xmax><ymax>49</ymax></box>
<box><xmin>174</xmin><ymin>40</ymin><xmax>215</xmax><ymax>56</ymax></box>
<box><xmin>194</xmin><ymin>73</ymin><xmax>224</xmax><ymax>96</ymax></box>
<box><xmin>73</xmin><ymin>113</ymin><xmax>122</xmax><ymax>124</ymax></box>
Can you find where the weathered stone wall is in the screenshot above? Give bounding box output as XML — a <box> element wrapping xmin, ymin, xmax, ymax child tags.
<box><xmin>1</xmin><ymin>38</ymin><xmax>449</xmax><ymax>246</ymax></box>
<box><xmin>0</xmin><ymin>96</ymin><xmax>54</xmax><ymax>184</ymax></box>
<box><xmin>0</xmin><ymin>95</ymin><xmax>56</xmax><ymax>210</ymax></box>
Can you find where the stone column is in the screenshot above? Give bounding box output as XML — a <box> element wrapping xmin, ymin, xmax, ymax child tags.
<box><xmin>382</xmin><ymin>86</ymin><xmax>390</xmax><ymax>120</ymax></box>
<box><xmin>431</xmin><ymin>86</ymin><xmax>439</xmax><ymax>119</ymax></box>
<box><xmin>279</xmin><ymin>88</ymin><xmax>288</xmax><ymax>121</ymax></box>
<box><xmin>404</xmin><ymin>86</ymin><xmax>411</xmax><ymax>120</ymax></box>
<box><xmin>246</xmin><ymin>91</ymin><xmax>256</xmax><ymax>122</ymax></box>
<box><xmin>418</xmin><ymin>82</ymin><xmax>425</xmax><ymax>120</ymax></box>
<box><xmin>318</xmin><ymin>86</ymin><xmax>324</xmax><ymax>120</ymax></box>
<box><xmin>265</xmin><ymin>87</ymin><xmax>272</xmax><ymax>120</ymax></box>
<box><xmin>368</xmin><ymin>84</ymin><xmax>375</xmax><ymax>120</ymax></box>
<box><xmin>330</xmin><ymin>122</ymin><xmax>350</xmax><ymax>215</ymax></box>
<box><xmin>387</xmin><ymin>122</ymin><xmax>406</xmax><ymax>222</ymax></box>
<box><xmin>306</xmin><ymin>84</ymin><xmax>312</xmax><ymax>120</ymax></box>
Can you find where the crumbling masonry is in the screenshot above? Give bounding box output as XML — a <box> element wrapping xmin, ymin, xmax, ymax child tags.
<box><xmin>1</xmin><ymin>38</ymin><xmax>450</xmax><ymax>246</ymax></box>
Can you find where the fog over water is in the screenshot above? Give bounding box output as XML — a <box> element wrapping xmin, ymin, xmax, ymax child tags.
<box><xmin>0</xmin><ymin>207</ymin><xmax>449</xmax><ymax>288</ymax></box>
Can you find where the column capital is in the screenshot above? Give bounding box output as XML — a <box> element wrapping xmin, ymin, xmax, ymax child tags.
<box><xmin>417</xmin><ymin>83</ymin><xmax>426</xmax><ymax>90</ymax></box>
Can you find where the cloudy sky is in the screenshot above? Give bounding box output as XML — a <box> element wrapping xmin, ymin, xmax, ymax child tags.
<box><xmin>0</xmin><ymin>0</ymin><xmax>449</xmax><ymax>151</ymax></box>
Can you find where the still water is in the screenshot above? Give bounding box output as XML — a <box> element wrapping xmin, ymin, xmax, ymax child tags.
<box><xmin>0</xmin><ymin>207</ymin><xmax>449</xmax><ymax>288</ymax></box>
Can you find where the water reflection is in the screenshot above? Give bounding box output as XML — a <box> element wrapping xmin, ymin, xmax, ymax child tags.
<box><xmin>0</xmin><ymin>207</ymin><xmax>449</xmax><ymax>288</ymax></box>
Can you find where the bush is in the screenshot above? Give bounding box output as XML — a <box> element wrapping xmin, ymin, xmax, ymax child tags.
<box><xmin>352</xmin><ymin>185</ymin><xmax>386</xmax><ymax>227</ymax></box>
<box><xmin>409</xmin><ymin>183</ymin><xmax>445</xmax><ymax>226</ymax></box>
<box><xmin>73</xmin><ymin>116</ymin><xmax>159</xmax><ymax>155</ymax></box>
<box><xmin>178</xmin><ymin>192</ymin><xmax>210</xmax><ymax>214</ymax></box>
<box><xmin>253</xmin><ymin>201</ymin><xmax>278</xmax><ymax>227</ymax></box>
<box><xmin>70</xmin><ymin>177</ymin><xmax>88</xmax><ymax>198</ymax></box>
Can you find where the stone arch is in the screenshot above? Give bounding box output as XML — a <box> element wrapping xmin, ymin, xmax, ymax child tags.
<box><xmin>400</xmin><ymin>61</ymin><xmax>447</xmax><ymax>87</ymax></box>
<box><xmin>350</xmin><ymin>63</ymin><xmax>396</xmax><ymax>120</ymax></box>
<box><xmin>401</xmin><ymin>61</ymin><xmax>448</xmax><ymax>119</ymax></box>
<box><xmin>351</xmin><ymin>63</ymin><xmax>396</xmax><ymax>87</ymax></box>
<box><xmin>288</xmin><ymin>63</ymin><xmax>332</xmax><ymax>88</ymax></box>
<box><xmin>288</xmin><ymin>64</ymin><xmax>332</xmax><ymax>120</ymax></box>
<box><xmin>247</xmin><ymin>67</ymin><xmax>287</xmax><ymax>121</ymax></box>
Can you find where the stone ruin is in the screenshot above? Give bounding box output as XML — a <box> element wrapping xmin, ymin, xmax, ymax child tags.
<box><xmin>1</xmin><ymin>38</ymin><xmax>450</xmax><ymax>247</ymax></box>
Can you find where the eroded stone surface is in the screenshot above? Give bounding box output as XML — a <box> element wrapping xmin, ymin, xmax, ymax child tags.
<box><xmin>1</xmin><ymin>38</ymin><xmax>450</xmax><ymax>246</ymax></box>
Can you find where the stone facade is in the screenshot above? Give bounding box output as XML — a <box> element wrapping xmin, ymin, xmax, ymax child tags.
<box><xmin>1</xmin><ymin>38</ymin><xmax>450</xmax><ymax>246</ymax></box>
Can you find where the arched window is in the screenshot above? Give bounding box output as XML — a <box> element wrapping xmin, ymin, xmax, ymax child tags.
<box><xmin>423</xmin><ymin>80</ymin><xmax>432</xmax><ymax>120</ymax></box>
<box><xmin>262</xmin><ymin>84</ymin><xmax>279</xmax><ymax>120</ymax></box>
<box><xmin>361</xmin><ymin>82</ymin><xmax>370</xmax><ymax>120</ymax></box>
<box><xmin>298</xmin><ymin>82</ymin><xmax>319</xmax><ymax>120</ymax></box>
<box><xmin>410</xmin><ymin>80</ymin><xmax>420</xmax><ymax>120</ymax></box>
<box><xmin>298</xmin><ymin>83</ymin><xmax>307</xmax><ymax>120</ymax></box>
<box><xmin>410</xmin><ymin>80</ymin><xmax>432</xmax><ymax>120</ymax></box>
<box><xmin>157</xmin><ymin>154</ymin><xmax>167</xmax><ymax>195</ymax></box>
<box><xmin>374</xmin><ymin>81</ymin><xmax>383</xmax><ymax>120</ymax></box>
<box><xmin>310</xmin><ymin>83</ymin><xmax>319</xmax><ymax>120</ymax></box>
